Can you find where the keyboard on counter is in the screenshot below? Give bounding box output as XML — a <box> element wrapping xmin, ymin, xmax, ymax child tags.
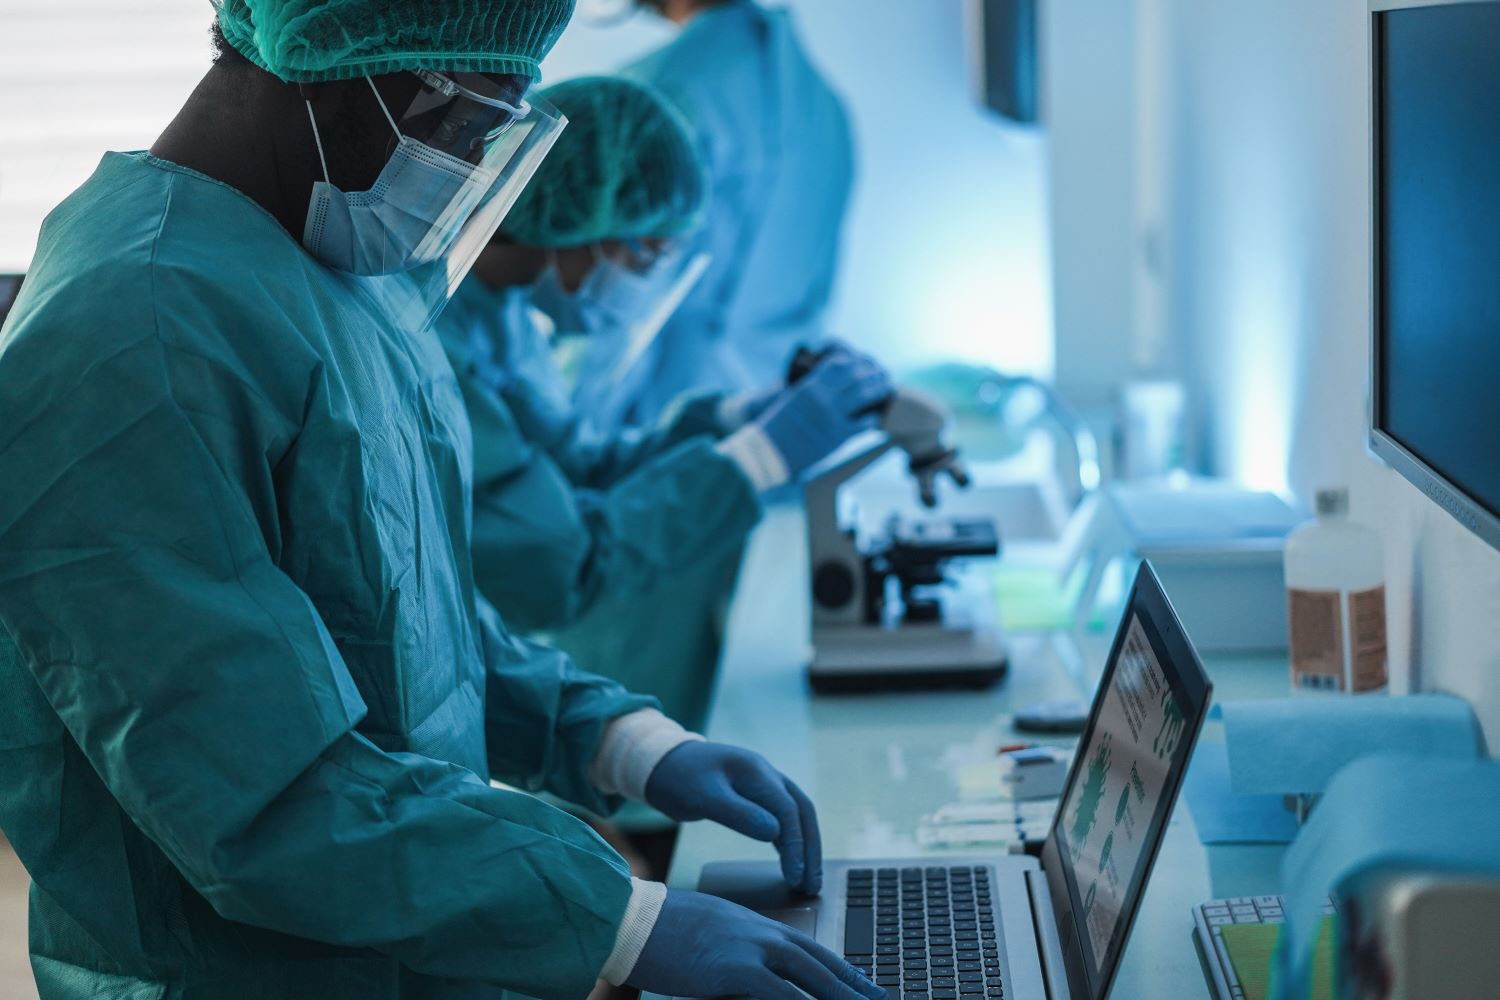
<box><xmin>841</xmin><ymin>865</ymin><xmax>1006</xmax><ymax>1000</ymax></box>
<box><xmin>1192</xmin><ymin>894</ymin><xmax>1336</xmax><ymax>1000</ymax></box>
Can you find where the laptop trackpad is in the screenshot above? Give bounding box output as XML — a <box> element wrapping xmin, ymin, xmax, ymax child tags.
<box><xmin>763</xmin><ymin>906</ymin><xmax>818</xmax><ymax>935</ymax></box>
<box><xmin>698</xmin><ymin>861</ymin><xmax>820</xmax><ymax>935</ymax></box>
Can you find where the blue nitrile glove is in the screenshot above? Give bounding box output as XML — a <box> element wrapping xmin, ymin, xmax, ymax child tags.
<box><xmin>752</xmin><ymin>351</ymin><xmax>893</xmax><ymax>480</ymax></box>
<box><xmin>805</xmin><ymin>338</ymin><xmax>863</xmax><ymax>369</ymax></box>
<box><xmin>783</xmin><ymin>337</ymin><xmax>864</xmax><ymax>385</ymax></box>
<box><xmin>723</xmin><ymin>339</ymin><xmax>874</xmax><ymax>432</ymax></box>
<box><xmin>624</xmin><ymin>889</ymin><xmax>886</xmax><ymax>1000</ymax></box>
<box><xmin>741</xmin><ymin>383</ymin><xmax>783</xmax><ymax>424</ymax></box>
<box><xmin>717</xmin><ymin>383</ymin><xmax>784</xmax><ymax>432</ymax></box>
<box><xmin>645</xmin><ymin>742</ymin><xmax>823</xmax><ymax>894</ymax></box>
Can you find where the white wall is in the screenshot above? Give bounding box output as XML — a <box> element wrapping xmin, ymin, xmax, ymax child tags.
<box><xmin>1159</xmin><ymin>0</ymin><xmax>1500</xmax><ymax>740</ymax></box>
<box><xmin>542</xmin><ymin>1</ymin><xmax>1054</xmax><ymax>377</ymax></box>
<box><xmin>0</xmin><ymin>3</ymin><xmax>1054</xmax><ymax>380</ymax></box>
<box><xmin>1041</xmin><ymin>0</ymin><xmax>1141</xmax><ymax>411</ymax></box>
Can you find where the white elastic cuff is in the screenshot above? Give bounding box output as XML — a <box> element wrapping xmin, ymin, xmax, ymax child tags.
<box><xmin>717</xmin><ymin>425</ymin><xmax>790</xmax><ymax>493</ymax></box>
<box><xmin>589</xmin><ymin>708</ymin><xmax>705</xmax><ymax>802</ymax></box>
<box><xmin>600</xmin><ymin>878</ymin><xmax>668</xmax><ymax>986</ymax></box>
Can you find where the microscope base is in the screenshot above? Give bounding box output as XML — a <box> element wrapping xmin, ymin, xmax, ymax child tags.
<box><xmin>807</xmin><ymin>623</ymin><xmax>1008</xmax><ymax>694</ymax></box>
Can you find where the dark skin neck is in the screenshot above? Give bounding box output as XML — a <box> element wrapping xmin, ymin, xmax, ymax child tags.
<box><xmin>150</xmin><ymin>60</ymin><xmax>421</xmax><ymax>240</ymax></box>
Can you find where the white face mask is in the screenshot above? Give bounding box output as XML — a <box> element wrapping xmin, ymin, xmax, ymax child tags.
<box><xmin>530</xmin><ymin>253</ymin><xmax>609</xmax><ymax>339</ymax></box>
<box><xmin>301</xmin><ymin>77</ymin><xmax>505</xmax><ymax>276</ymax></box>
<box><xmin>530</xmin><ymin>244</ymin><xmax>684</xmax><ymax>337</ymax></box>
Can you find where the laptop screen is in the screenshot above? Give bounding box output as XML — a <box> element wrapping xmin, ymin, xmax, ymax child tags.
<box><xmin>1045</xmin><ymin>563</ymin><xmax>1211</xmax><ymax>999</ymax></box>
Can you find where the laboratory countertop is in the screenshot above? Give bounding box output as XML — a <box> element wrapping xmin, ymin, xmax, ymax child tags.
<box><xmin>654</xmin><ymin>505</ymin><xmax>1292</xmax><ymax>1000</ymax></box>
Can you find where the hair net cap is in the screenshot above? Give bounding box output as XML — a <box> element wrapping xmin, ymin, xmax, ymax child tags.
<box><xmin>501</xmin><ymin>76</ymin><xmax>709</xmax><ymax>248</ymax></box>
<box><xmin>214</xmin><ymin>0</ymin><xmax>575</xmax><ymax>83</ymax></box>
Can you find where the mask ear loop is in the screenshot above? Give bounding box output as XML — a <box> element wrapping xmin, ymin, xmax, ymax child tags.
<box><xmin>300</xmin><ymin>84</ymin><xmax>332</xmax><ymax>184</ymax></box>
<box><xmin>301</xmin><ymin>78</ymin><xmax>405</xmax><ymax>188</ymax></box>
<box><xmin>365</xmin><ymin>76</ymin><xmax>404</xmax><ymax>142</ymax></box>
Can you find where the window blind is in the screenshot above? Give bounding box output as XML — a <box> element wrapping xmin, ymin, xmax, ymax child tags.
<box><xmin>0</xmin><ymin>1</ymin><xmax>215</xmax><ymax>270</ymax></box>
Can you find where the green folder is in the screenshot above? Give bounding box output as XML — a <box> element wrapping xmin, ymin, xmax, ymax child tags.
<box><xmin>1218</xmin><ymin>918</ymin><xmax>1335</xmax><ymax>1000</ymax></box>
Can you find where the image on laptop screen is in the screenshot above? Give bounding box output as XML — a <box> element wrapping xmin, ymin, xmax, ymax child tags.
<box><xmin>1053</xmin><ymin>596</ymin><xmax>1204</xmax><ymax>986</ymax></box>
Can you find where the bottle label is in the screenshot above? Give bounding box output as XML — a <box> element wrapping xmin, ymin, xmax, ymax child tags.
<box><xmin>1289</xmin><ymin>588</ymin><xmax>1344</xmax><ymax>692</ymax></box>
<box><xmin>1349</xmin><ymin>585</ymin><xmax>1388</xmax><ymax>692</ymax></box>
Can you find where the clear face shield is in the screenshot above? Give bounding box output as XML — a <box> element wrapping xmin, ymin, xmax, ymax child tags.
<box><xmin>545</xmin><ymin>243</ymin><xmax>712</xmax><ymax>428</ymax></box>
<box><xmin>585</xmin><ymin>243</ymin><xmax>712</xmax><ymax>381</ymax></box>
<box><xmin>303</xmin><ymin>69</ymin><xmax>567</xmax><ymax>334</ymax></box>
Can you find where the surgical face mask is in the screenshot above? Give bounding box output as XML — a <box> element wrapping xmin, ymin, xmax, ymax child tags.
<box><xmin>584</xmin><ymin>252</ymin><xmax>674</xmax><ymax>328</ymax></box>
<box><xmin>302</xmin><ymin>78</ymin><xmax>507</xmax><ymax>276</ymax></box>
<box><xmin>531</xmin><ymin>244</ymin><xmax>683</xmax><ymax>338</ymax></box>
<box><xmin>530</xmin><ymin>252</ymin><xmax>611</xmax><ymax>338</ymax></box>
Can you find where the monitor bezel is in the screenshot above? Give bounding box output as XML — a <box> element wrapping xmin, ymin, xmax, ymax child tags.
<box><xmin>1038</xmin><ymin>561</ymin><xmax>1213</xmax><ymax>1000</ymax></box>
<box><xmin>1366</xmin><ymin>0</ymin><xmax>1500</xmax><ymax>554</ymax></box>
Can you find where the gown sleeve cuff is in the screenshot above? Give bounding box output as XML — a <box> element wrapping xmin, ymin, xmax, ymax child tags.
<box><xmin>600</xmin><ymin>878</ymin><xmax>668</xmax><ymax>986</ymax></box>
<box><xmin>589</xmin><ymin>708</ymin><xmax>705</xmax><ymax>802</ymax></box>
<box><xmin>716</xmin><ymin>425</ymin><xmax>789</xmax><ymax>493</ymax></box>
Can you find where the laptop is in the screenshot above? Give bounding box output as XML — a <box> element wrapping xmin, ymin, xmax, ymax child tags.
<box><xmin>694</xmin><ymin>561</ymin><xmax>1213</xmax><ymax>1000</ymax></box>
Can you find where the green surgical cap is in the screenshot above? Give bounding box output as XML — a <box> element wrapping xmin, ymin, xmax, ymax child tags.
<box><xmin>215</xmin><ymin>0</ymin><xmax>575</xmax><ymax>83</ymax></box>
<box><xmin>500</xmin><ymin>76</ymin><xmax>709</xmax><ymax>248</ymax></box>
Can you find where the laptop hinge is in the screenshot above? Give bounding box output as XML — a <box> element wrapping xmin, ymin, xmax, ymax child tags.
<box><xmin>1026</xmin><ymin>869</ymin><xmax>1073</xmax><ymax>1000</ymax></box>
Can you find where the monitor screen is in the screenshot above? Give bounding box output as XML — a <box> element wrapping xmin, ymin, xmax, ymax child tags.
<box><xmin>1373</xmin><ymin>2</ymin><xmax>1500</xmax><ymax>530</ymax></box>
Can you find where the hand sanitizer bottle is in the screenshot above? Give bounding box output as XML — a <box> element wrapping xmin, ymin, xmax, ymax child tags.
<box><xmin>1284</xmin><ymin>487</ymin><xmax>1388</xmax><ymax>694</ymax></box>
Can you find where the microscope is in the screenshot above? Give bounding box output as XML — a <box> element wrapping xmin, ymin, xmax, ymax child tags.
<box><xmin>791</xmin><ymin>351</ymin><xmax>1007</xmax><ymax>693</ymax></box>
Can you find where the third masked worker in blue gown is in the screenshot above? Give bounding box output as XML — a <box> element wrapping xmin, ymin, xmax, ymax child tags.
<box><xmin>578</xmin><ymin>0</ymin><xmax>856</xmax><ymax>429</ymax></box>
<box><xmin>439</xmin><ymin>75</ymin><xmax>892</xmax><ymax>734</ymax></box>
<box><xmin>0</xmin><ymin>2</ymin><xmax>891</xmax><ymax>999</ymax></box>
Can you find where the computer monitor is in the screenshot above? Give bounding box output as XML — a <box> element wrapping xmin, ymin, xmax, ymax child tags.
<box><xmin>1368</xmin><ymin>0</ymin><xmax>1500</xmax><ymax>551</ymax></box>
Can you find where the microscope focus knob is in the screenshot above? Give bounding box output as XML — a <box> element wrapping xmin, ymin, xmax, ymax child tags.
<box><xmin>812</xmin><ymin>560</ymin><xmax>857</xmax><ymax>610</ymax></box>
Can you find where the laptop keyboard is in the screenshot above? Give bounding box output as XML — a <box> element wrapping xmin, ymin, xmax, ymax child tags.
<box><xmin>1195</xmin><ymin>895</ymin><xmax>1335</xmax><ymax>1000</ymax></box>
<box><xmin>842</xmin><ymin>865</ymin><xmax>1005</xmax><ymax>1000</ymax></box>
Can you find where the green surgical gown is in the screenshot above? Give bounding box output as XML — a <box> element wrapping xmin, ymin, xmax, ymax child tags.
<box><xmin>603</xmin><ymin>0</ymin><xmax>855</xmax><ymax>428</ymax></box>
<box><xmin>436</xmin><ymin>279</ymin><xmax>760</xmax><ymax>728</ymax></box>
<box><xmin>0</xmin><ymin>152</ymin><xmax>656</xmax><ymax>1000</ymax></box>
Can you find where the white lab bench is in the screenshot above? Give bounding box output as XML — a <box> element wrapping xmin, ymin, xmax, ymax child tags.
<box><xmin>646</xmin><ymin>504</ymin><xmax>1291</xmax><ymax>999</ymax></box>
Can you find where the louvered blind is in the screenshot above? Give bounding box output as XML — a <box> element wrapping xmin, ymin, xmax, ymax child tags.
<box><xmin>0</xmin><ymin>1</ymin><xmax>215</xmax><ymax>270</ymax></box>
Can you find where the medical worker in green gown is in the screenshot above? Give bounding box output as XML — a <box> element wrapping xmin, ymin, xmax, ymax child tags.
<box><xmin>438</xmin><ymin>75</ymin><xmax>888</xmax><ymax>736</ymax></box>
<box><xmin>0</xmin><ymin>3</ymin><xmax>890</xmax><ymax>999</ymax></box>
<box><xmin>577</xmin><ymin>0</ymin><xmax>856</xmax><ymax>430</ymax></box>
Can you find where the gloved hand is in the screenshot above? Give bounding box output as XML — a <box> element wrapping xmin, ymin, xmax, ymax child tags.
<box><xmin>717</xmin><ymin>383</ymin><xmax>784</xmax><ymax>431</ymax></box>
<box><xmin>784</xmin><ymin>338</ymin><xmax>863</xmax><ymax>385</ymax></box>
<box><xmin>753</xmin><ymin>351</ymin><xmax>893</xmax><ymax>481</ymax></box>
<box><xmin>645</xmin><ymin>742</ymin><xmax>823</xmax><ymax>894</ymax></box>
<box><xmin>624</xmin><ymin>889</ymin><xmax>885</xmax><ymax>1000</ymax></box>
<box><xmin>740</xmin><ymin>383</ymin><xmax>783</xmax><ymax>424</ymax></box>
